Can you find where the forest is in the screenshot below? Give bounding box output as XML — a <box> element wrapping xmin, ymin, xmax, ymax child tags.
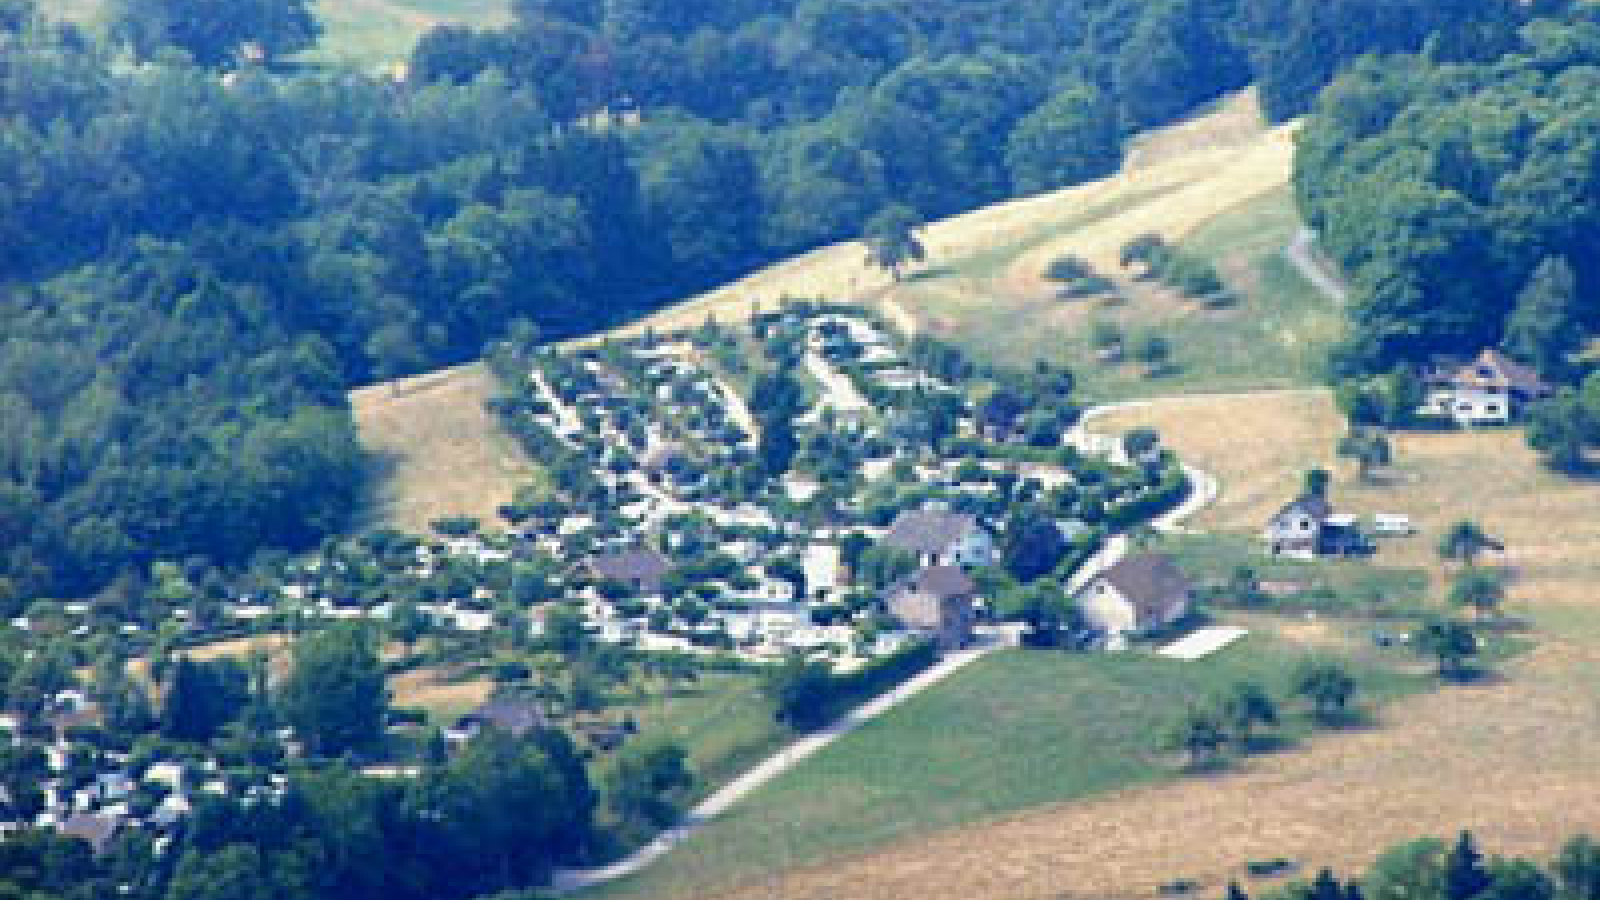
<box><xmin>0</xmin><ymin>0</ymin><xmax>1524</xmax><ymax>602</ymax></box>
<box><xmin>1297</xmin><ymin>2</ymin><xmax>1600</xmax><ymax>378</ymax></box>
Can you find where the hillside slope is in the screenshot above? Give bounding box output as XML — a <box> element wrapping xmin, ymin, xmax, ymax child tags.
<box><xmin>351</xmin><ymin>363</ymin><xmax>531</xmax><ymax>533</ymax></box>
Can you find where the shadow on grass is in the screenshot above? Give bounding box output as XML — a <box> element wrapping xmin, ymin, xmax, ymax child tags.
<box><xmin>904</xmin><ymin>265</ymin><xmax>958</xmax><ymax>282</ymax></box>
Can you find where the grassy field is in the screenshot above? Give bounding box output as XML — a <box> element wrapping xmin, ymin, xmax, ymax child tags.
<box><xmin>604</xmin><ymin>91</ymin><xmax>1297</xmax><ymax>347</ymax></box>
<box><xmin>904</xmin><ymin>185</ymin><xmax>1341</xmax><ymax>400</ymax></box>
<box><xmin>350</xmin><ymin>363</ymin><xmax>535</xmax><ymax>534</ymax></box>
<box><xmin>1151</xmin><ymin>530</ymin><xmax>1431</xmax><ymax>615</ymax></box>
<box><xmin>599</xmin><ymin>671</ymin><xmax>787</xmax><ymax>807</ymax></box>
<box><xmin>589</xmin><ymin>639</ymin><xmax>1429</xmax><ymax>900</ymax></box>
<box><xmin>42</xmin><ymin>0</ymin><xmax>510</xmax><ymax>72</ymax></box>
<box><xmin>642</xmin><ymin>392</ymin><xmax>1600</xmax><ymax>900</ymax></box>
<box><xmin>307</xmin><ymin>0</ymin><xmax>510</xmax><ymax>71</ymax></box>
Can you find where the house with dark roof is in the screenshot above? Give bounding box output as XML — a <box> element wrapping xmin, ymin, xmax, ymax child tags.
<box><xmin>885</xmin><ymin>565</ymin><xmax>978</xmax><ymax>652</ymax></box>
<box><xmin>451</xmin><ymin>695</ymin><xmax>546</xmax><ymax>741</ymax></box>
<box><xmin>1419</xmin><ymin>348</ymin><xmax>1553</xmax><ymax>425</ymax></box>
<box><xmin>1264</xmin><ymin>495</ymin><xmax>1364</xmax><ymax>559</ymax></box>
<box><xmin>881</xmin><ymin>509</ymin><xmax>997</xmax><ymax>569</ymax></box>
<box><xmin>587</xmin><ymin>546</ymin><xmax>670</xmax><ymax>594</ymax></box>
<box><xmin>1077</xmin><ymin>553</ymin><xmax>1191</xmax><ymax>646</ymax></box>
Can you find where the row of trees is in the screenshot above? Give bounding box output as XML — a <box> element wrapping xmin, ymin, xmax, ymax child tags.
<box><xmin>1228</xmin><ymin>830</ymin><xmax>1600</xmax><ymax>900</ymax></box>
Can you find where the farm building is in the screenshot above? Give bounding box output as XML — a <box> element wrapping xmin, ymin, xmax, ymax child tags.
<box><xmin>1419</xmin><ymin>348</ymin><xmax>1552</xmax><ymax>425</ymax></box>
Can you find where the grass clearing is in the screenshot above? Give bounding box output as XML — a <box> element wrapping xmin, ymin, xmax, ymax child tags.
<box><xmin>1151</xmin><ymin>530</ymin><xmax>1430</xmax><ymax>615</ymax></box>
<box><xmin>603</xmin><ymin>90</ymin><xmax>1295</xmax><ymax>347</ymax></box>
<box><xmin>599</xmin><ymin>671</ymin><xmax>787</xmax><ymax>807</ymax></box>
<box><xmin>40</xmin><ymin>0</ymin><xmax>510</xmax><ymax>72</ymax></box>
<box><xmin>307</xmin><ymin>0</ymin><xmax>511</xmax><ymax>72</ymax></box>
<box><xmin>351</xmin><ymin>362</ymin><xmax>534</xmax><ymax>535</ymax></box>
<box><xmin>587</xmin><ymin>640</ymin><xmax>1427</xmax><ymax>900</ymax></box>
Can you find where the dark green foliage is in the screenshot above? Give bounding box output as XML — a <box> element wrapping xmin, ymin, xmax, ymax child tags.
<box><xmin>1557</xmin><ymin>835</ymin><xmax>1600</xmax><ymax>900</ymax></box>
<box><xmin>765</xmin><ymin>640</ymin><xmax>938</xmax><ymax>732</ymax></box>
<box><xmin>1446</xmin><ymin>831</ymin><xmax>1492</xmax><ymax>900</ymax></box>
<box><xmin>109</xmin><ymin>0</ymin><xmax>322</xmax><ymax>67</ymax></box>
<box><xmin>1416</xmin><ymin>618</ymin><xmax>1480</xmax><ymax>681</ymax></box>
<box><xmin>1503</xmin><ymin>257</ymin><xmax>1581</xmax><ymax>380</ymax></box>
<box><xmin>1293</xmin><ymin>659</ymin><xmax>1356</xmax><ymax>723</ymax></box>
<box><xmin>606</xmin><ymin>739</ymin><xmax>693</xmax><ymax>830</ymax></box>
<box><xmin>1297</xmin><ymin>11</ymin><xmax>1600</xmax><ymax>376</ymax></box>
<box><xmin>862</xmin><ymin>204</ymin><xmax>927</xmax><ymax>281</ymax></box>
<box><xmin>276</xmin><ymin>623</ymin><xmax>389</xmax><ymax>758</ymax></box>
<box><xmin>160</xmin><ymin>656</ymin><xmax>250</xmax><ymax>744</ymax></box>
<box><xmin>1002</xmin><ymin>510</ymin><xmax>1069</xmax><ymax>581</ymax></box>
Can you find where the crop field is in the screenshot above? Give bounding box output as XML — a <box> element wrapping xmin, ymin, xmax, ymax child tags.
<box><xmin>589</xmin><ymin>638</ymin><xmax>1430</xmax><ymax>900</ymax></box>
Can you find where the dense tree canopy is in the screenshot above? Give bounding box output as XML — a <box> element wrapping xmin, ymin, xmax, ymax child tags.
<box><xmin>1296</xmin><ymin>8</ymin><xmax>1600</xmax><ymax>376</ymax></box>
<box><xmin>0</xmin><ymin>0</ymin><xmax>1514</xmax><ymax>600</ymax></box>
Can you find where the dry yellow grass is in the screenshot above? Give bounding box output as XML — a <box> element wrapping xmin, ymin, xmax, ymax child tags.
<box><xmin>684</xmin><ymin>392</ymin><xmax>1600</xmax><ymax>900</ymax></box>
<box><xmin>607</xmin><ymin>91</ymin><xmax>1292</xmax><ymax>341</ymax></box>
<box><xmin>389</xmin><ymin>666</ymin><xmax>493</xmax><ymax>721</ymax></box>
<box><xmin>351</xmin><ymin>363</ymin><xmax>533</xmax><ymax>534</ymax></box>
<box><xmin>1094</xmin><ymin>389</ymin><xmax>1345</xmax><ymax>531</ymax></box>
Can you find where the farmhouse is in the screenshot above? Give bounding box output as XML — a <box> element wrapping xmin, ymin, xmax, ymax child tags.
<box><xmin>1077</xmin><ymin>553</ymin><xmax>1192</xmax><ymax>647</ymax></box>
<box><xmin>1419</xmin><ymin>347</ymin><xmax>1552</xmax><ymax>425</ymax></box>
<box><xmin>885</xmin><ymin>565</ymin><xmax>978</xmax><ymax>651</ymax></box>
<box><xmin>1263</xmin><ymin>495</ymin><xmax>1364</xmax><ymax>559</ymax></box>
<box><xmin>882</xmin><ymin>509</ymin><xmax>997</xmax><ymax>568</ymax></box>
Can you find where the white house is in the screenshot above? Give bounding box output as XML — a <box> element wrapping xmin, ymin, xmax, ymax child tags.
<box><xmin>1419</xmin><ymin>348</ymin><xmax>1552</xmax><ymax>425</ymax></box>
<box><xmin>1077</xmin><ymin>553</ymin><xmax>1193</xmax><ymax>648</ymax></box>
<box><xmin>881</xmin><ymin>509</ymin><xmax>997</xmax><ymax>568</ymax></box>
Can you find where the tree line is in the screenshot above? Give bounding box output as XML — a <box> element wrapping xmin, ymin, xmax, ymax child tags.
<box><xmin>1296</xmin><ymin>3</ymin><xmax>1599</xmax><ymax>381</ymax></box>
<box><xmin>0</xmin><ymin>0</ymin><xmax>1507</xmax><ymax>599</ymax></box>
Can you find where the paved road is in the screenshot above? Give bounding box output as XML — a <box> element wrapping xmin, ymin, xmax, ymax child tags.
<box><xmin>549</xmin><ymin>638</ymin><xmax>1004</xmax><ymax>893</ymax></box>
<box><xmin>1286</xmin><ymin>226</ymin><xmax>1349</xmax><ymax>304</ymax></box>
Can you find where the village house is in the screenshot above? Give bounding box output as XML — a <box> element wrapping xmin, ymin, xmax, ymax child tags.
<box><xmin>881</xmin><ymin>509</ymin><xmax>997</xmax><ymax>568</ymax></box>
<box><xmin>885</xmin><ymin>565</ymin><xmax>979</xmax><ymax>652</ymax></box>
<box><xmin>1077</xmin><ymin>553</ymin><xmax>1192</xmax><ymax>648</ymax></box>
<box><xmin>1419</xmin><ymin>347</ymin><xmax>1553</xmax><ymax>425</ymax></box>
<box><xmin>448</xmin><ymin>695</ymin><xmax>546</xmax><ymax>744</ymax></box>
<box><xmin>1264</xmin><ymin>495</ymin><xmax>1365</xmax><ymax>559</ymax></box>
<box><xmin>587</xmin><ymin>546</ymin><xmax>671</xmax><ymax>594</ymax></box>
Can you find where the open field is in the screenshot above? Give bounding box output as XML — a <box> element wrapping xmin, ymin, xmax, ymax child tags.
<box><xmin>41</xmin><ymin>0</ymin><xmax>510</xmax><ymax>71</ymax></box>
<box><xmin>599</xmin><ymin>672</ymin><xmax>787</xmax><ymax>807</ymax></box>
<box><xmin>909</xmin><ymin>185</ymin><xmax>1342</xmax><ymax>399</ymax></box>
<box><xmin>588</xmin><ymin>638</ymin><xmax>1429</xmax><ymax>900</ymax></box>
<box><xmin>307</xmin><ymin>0</ymin><xmax>511</xmax><ymax>71</ymax></box>
<box><xmin>603</xmin><ymin>92</ymin><xmax>1326</xmax><ymax>401</ymax></box>
<box><xmin>351</xmin><ymin>363</ymin><xmax>533</xmax><ymax>534</ymax></box>
<box><xmin>606</xmin><ymin>92</ymin><xmax>1296</xmax><ymax>350</ymax></box>
<box><xmin>605</xmin><ymin>392</ymin><xmax>1600</xmax><ymax>900</ymax></box>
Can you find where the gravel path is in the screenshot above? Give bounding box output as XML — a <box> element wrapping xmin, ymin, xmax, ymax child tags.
<box><xmin>1286</xmin><ymin>226</ymin><xmax>1349</xmax><ymax>304</ymax></box>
